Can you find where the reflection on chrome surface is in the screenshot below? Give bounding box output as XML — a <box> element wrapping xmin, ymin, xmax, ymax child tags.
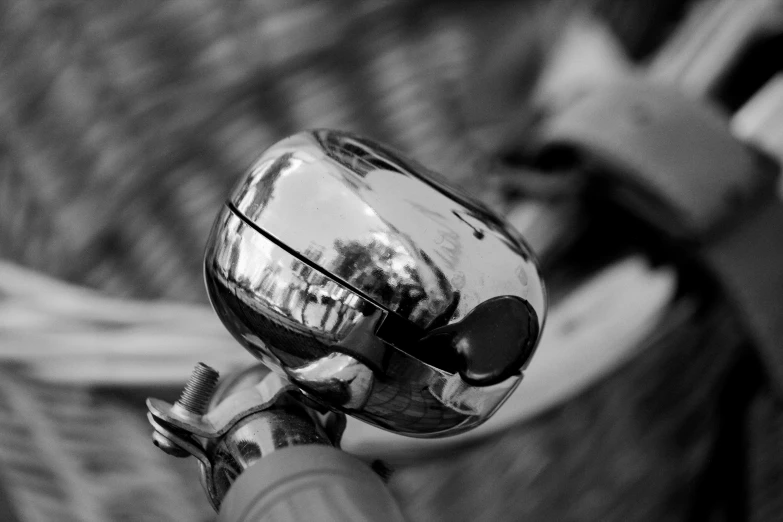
<box><xmin>205</xmin><ymin>207</ymin><xmax>389</xmax><ymax>371</ymax></box>
<box><xmin>209</xmin><ymin>408</ymin><xmax>331</xmax><ymax>502</ymax></box>
<box><xmin>205</xmin><ymin>129</ymin><xmax>546</xmax><ymax>437</ymax></box>
<box><xmin>288</xmin><ymin>353</ymin><xmax>375</xmax><ymax>411</ymax></box>
<box><xmin>230</xmin><ymin>131</ymin><xmax>544</xmax><ymax>329</ymax></box>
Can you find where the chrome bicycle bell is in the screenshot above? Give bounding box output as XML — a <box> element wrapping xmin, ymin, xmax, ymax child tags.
<box><xmin>204</xmin><ymin>129</ymin><xmax>546</xmax><ymax>437</ymax></box>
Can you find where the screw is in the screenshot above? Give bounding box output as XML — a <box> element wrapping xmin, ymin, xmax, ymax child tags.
<box><xmin>176</xmin><ymin>362</ymin><xmax>220</xmax><ymax>415</ymax></box>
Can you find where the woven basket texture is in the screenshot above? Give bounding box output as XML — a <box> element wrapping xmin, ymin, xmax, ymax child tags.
<box><xmin>0</xmin><ymin>1</ymin><xmax>781</xmax><ymax>521</ymax></box>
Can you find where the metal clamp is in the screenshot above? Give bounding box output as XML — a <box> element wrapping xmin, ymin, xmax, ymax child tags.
<box><xmin>147</xmin><ymin>363</ymin><xmax>345</xmax><ymax>510</ymax></box>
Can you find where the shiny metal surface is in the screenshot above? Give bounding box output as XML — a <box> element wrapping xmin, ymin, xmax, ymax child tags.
<box><xmin>205</xmin><ymin>129</ymin><xmax>546</xmax><ymax>436</ymax></box>
<box><xmin>208</xmin><ymin>408</ymin><xmax>332</xmax><ymax>504</ymax></box>
<box><xmin>148</xmin><ymin>363</ymin><xmax>343</xmax><ymax>510</ymax></box>
<box><xmin>229</xmin><ymin>130</ymin><xmax>545</xmax><ymax>330</ymax></box>
<box><xmin>288</xmin><ymin>353</ymin><xmax>375</xmax><ymax>410</ymax></box>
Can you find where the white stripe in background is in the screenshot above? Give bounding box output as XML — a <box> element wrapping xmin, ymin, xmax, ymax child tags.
<box><xmin>732</xmin><ymin>73</ymin><xmax>783</xmax><ymax>197</ymax></box>
<box><xmin>0</xmin><ymin>260</ymin><xmax>253</xmax><ymax>385</ymax></box>
<box><xmin>649</xmin><ymin>0</ymin><xmax>779</xmax><ymax>97</ymax></box>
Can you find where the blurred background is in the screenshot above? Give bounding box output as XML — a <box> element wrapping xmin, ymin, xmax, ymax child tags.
<box><xmin>0</xmin><ymin>0</ymin><xmax>782</xmax><ymax>520</ymax></box>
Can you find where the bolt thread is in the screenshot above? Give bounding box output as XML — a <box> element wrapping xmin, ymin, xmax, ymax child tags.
<box><xmin>177</xmin><ymin>363</ymin><xmax>220</xmax><ymax>414</ymax></box>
